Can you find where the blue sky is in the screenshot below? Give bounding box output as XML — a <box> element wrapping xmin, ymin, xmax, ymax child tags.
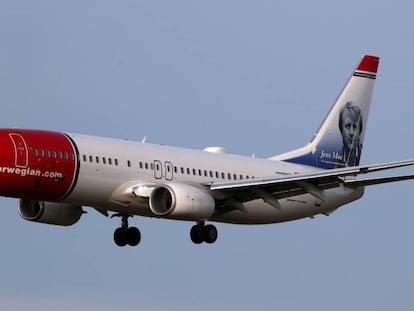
<box><xmin>0</xmin><ymin>1</ymin><xmax>414</xmax><ymax>310</ymax></box>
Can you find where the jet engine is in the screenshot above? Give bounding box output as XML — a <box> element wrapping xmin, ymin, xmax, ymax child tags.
<box><xmin>149</xmin><ymin>183</ymin><xmax>215</xmax><ymax>220</ymax></box>
<box><xmin>18</xmin><ymin>199</ymin><xmax>83</xmax><ymax>226</ymax></box>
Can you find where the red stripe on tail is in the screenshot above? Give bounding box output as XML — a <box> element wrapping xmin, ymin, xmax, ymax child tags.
<box><xmin>357</xmin><ymin>55</ymin><xmax>379</xmax><ymax>73</ymax></box>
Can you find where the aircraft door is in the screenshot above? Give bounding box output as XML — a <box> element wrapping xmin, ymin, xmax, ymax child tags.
<box><xmin>165</xmin><ymin>161</ymin><xmax>173</xmax><ymax>181</ymax></box>
<box><xmin>9</xmin><ymin>133</ymin><xmax>28</xmax><ymax>168</ymax></box>
<box><xmin>154</xmin><ymin>160</ymin><xmax>162</xmax><ymax>179</ymax></box>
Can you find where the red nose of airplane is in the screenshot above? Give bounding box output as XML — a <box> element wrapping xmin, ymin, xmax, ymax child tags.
<box><xmin>0</xmin><ymin>129</ymin><xmax>79</xmax><ymax>201</ymax></box>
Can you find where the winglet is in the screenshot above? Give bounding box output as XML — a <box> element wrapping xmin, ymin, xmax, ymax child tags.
<box><xmin>357</xmin><ymin>55</ymin><xmax>379</xmax><ymax>73</ymax></box>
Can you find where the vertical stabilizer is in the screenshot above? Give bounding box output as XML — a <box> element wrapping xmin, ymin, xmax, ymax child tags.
<box><xmin>271</xmin><ymin>55</ymin><xmax>379</xmax><ymax>169</ymax></box>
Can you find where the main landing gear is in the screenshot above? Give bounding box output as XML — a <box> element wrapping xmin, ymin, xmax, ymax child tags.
<box><xmin>112</xmin><ymin>215</ymin><xmax>217</xmax><ymax>246</ymax></box>
<box><xmin>113</xmin><ymin>214</ymin><xmax>141</xmax><ymax>247</ymax></box>
<box><xmin>190</xmin><ymin>222</ymin><xmax>218</xmax><ymax>244</ymax></box>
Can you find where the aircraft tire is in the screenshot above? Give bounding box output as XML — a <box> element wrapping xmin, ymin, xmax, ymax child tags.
<box><xmin>126</xmin><ymin>226</ymin><xmax>141</xmax><ymax>246</ymax></box>
<box><xmin>190</xmin><ymin>225</ymin><xmax>204</xmax><ymax>244</ymax></box>
<box><xmin>114</xmin><ymin>227</ymin><xmax>127</xmax><ymax>247</ymax></box>
<box><xmin>203</xmin><ymin>224</ymin><xmax>218</xmax><ymax>244</ymax></box>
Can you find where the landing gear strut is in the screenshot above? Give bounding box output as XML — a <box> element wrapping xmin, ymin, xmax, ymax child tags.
<box><xmin>113</xmin><ymin>214</ymin><xmax>141</xmax><ymax>247</ymax></box>
<box><xmin>190</xmin><ymin>222</ymin><xmax>218</xmax><ymax>244</ymax></box>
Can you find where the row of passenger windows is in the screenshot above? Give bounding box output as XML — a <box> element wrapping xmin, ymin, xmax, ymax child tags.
<box><xmin>31</xmin><ymin>147</ymin><xmax>256</xmax><ymax>181</ymax></box>
<box><xmin>83</xmin><ymin>154</ymin><xmax>255</xmax><ymax>180</ymax></box>
<box><xmin>83</xmin><ymin>154</ymin><xmax>119</xmax><ymax>166</ymax></box>
<box><xmin>174</xmin><ymin>166</ymin><xmax>254</xmax><ymax>180</ymax></box>
<box><xmin>33</xmin><ymin>149</ymin><xmax>75</xmax><ymax>160</ymax></box>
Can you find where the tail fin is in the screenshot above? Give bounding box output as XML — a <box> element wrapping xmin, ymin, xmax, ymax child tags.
<box><xmin>271</xmin><ymin>55</ymin><xmax>380</xmax><ymax>169</ymax></box>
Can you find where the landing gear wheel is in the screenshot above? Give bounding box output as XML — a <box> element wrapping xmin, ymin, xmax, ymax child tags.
<box><xmin>114</xmin><ymin>227</ymin><xmax>127</xmax><ymax>247</ymax></box>
<box><xmin>126</xmin><ymin>226</ymin><xmax>141</xmax><ymax>246</ymax></box>
<box><xmin>190</xmin><ymin>224</ymin><xmax>204</xmax><ymax>244</ymax></box>
<box><xmin>203</xmin><ymin>224</ymin><xmax>218</xmax><ymax>244</ymax></box>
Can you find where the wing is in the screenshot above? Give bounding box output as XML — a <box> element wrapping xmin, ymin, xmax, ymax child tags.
<box><xmin>207</xmin><ymin>159</ymin><xmax>414</xmax><ymax>210</ymax></box>
<box><xmin>108</xmin><ymin>159</ymin><xmax>414</xmax><ymax>214</ymax></box>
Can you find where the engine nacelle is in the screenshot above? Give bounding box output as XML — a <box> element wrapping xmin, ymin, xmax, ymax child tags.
<box><xmin>149</xmin><ymin>183</ymin><xmax>215</xmax><ymax>221</ymax></box>
<box><xmin>18</xmin><ymin>199</ymin><xmax>83</xmax><ymax>226</ymax></box>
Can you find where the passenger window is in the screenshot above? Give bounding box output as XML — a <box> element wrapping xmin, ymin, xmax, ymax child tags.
<box><xmin>187</xmin><ymin>168</ymin><xmax>190</xmax><ymax>175</ymax></box>
<box><xmin>46</xmin><ymin>150</ymin><xmax>51</xmax><ymax>157</ymax></box>
<box><xmin>127</xmin><ymin>160</ymin><xmax>131</xmax><ymax>167</ymax></box>
<box><xmin>89</xmin><ymin>155</ymin><xmax>93</xmax><ymax>162</ymax></box>
<box><xmin>96</xmin><ymin>156</ymin><xmax>100</xmax><ymax>163</ymax></box>
<box><xmin>58</xmin><ymin>152</ymin><xmax>63</xmax><ymax>159</ymax></box>
<box><xmin>115</xmin><ymin>159</ymin><xmax>118</xmax><ymax>166</ymax></box>
<box><xmin>228</xmin><ymin>173</ymin><xmax>232</xmax><ymax>180</ymax></box>
<box><xmin>198</xmin><ymin>169</ymin><xmax>202</xmax><ymax>176</ymax></box>
<box><xmin>221</xmin><ymin>172</ymin><xmax>225</xmax><ymax>179</ymax></box>
<box><xmin>108</xmin><ymin>158</ymin><xmax>112</xmax><ymax>165</ymax></box>
<box><xmin>33</xmin><ymin>149</ymin><xmax>38</xmax><ymax>156</ymax></box>
<box><xmin>103</xmin><ymin>157</ymin><xmax>107</xmax><ymax>164</ymax></box>
<box><xmin>145</xmin><ymin>163</ymin><xmax>148</xmax><ymax>169</ymax></box>
<box><xmin>180</xmin><ymin>167</ymin><xmax>184</xmax><ymax>174</ymax></box>
<box><xmin>40</xmin><ymin>149</ymin><xmax>44</xmax><ymax>157</ymax></box>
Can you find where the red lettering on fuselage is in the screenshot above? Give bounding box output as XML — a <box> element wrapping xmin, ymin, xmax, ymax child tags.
<box><xmin>0</xmin><ymin>129</ymin><xmax>78</xmax><ymax>201</ymax></box>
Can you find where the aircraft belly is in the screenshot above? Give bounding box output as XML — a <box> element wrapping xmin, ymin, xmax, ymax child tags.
<box><xmin>210</xmin><ymin>198</ymin><xmax>319</xmax><ymax>224</ymax></box>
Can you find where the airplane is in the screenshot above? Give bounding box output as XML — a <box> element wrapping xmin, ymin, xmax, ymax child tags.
<box><xmin>2</xmin><ymin>54</ymin><xmax>414</xmax><ymax>247</ymax></box>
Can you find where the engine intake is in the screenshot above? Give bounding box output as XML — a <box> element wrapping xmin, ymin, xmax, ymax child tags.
<box><xmin>18</xmin><ymin>199</ymin><xmax>83</xmax><ymax>226</ymax></box>
<box><xmin>149</xmin><ymin>183</ymin><xmax>215</xmax><ymax>220</ymax></box>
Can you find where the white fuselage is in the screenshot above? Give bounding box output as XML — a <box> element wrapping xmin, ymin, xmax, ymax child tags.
<box><xmin>64</xmin><ymin>133</ymin><xmax>364</xmax><ymax>224</ymax></box>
